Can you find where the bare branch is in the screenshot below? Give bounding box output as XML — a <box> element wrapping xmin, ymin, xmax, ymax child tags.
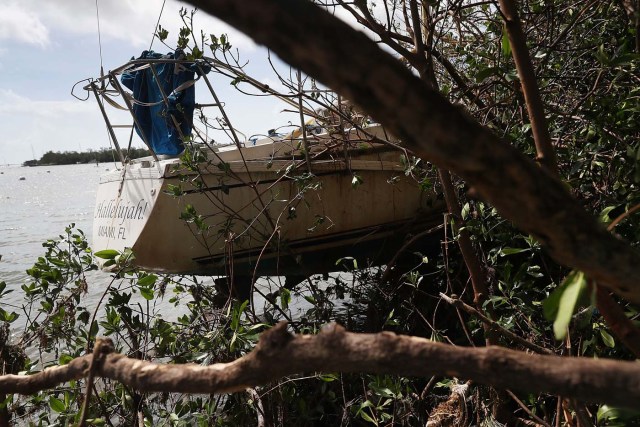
<box><xmin>2</xmin><ymin>323</ymin><xmax>640</xmax><ymax>408</ymax></box>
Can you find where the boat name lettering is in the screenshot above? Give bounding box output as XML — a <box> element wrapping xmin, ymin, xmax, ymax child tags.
<box><xmin>94</xmin><ymin>199</ymin><xmax>148</xmax><ymax>225</ymax></box>
<box><xmin>96</xmin><ymin>226</ymin><xmax>127</xmax><ymax>240</ymax></box>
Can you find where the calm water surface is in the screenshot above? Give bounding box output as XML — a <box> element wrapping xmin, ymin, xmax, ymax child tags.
<box><xmin>0</xmin><ymin>163</ymin><xmax>319</xmax><ymax>331</ymax></box>
<box><xmin>0</xmin><ymin>163</ymin><xmax>116</xmax><ymax>310</ymax></box>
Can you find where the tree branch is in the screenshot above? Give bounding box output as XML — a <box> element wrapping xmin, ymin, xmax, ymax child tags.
<box><xmin>2</xmin><ymin>324</ymin><xmax>640</xmax><ymax>408</ymax></box>
<box><xmin>596</xmin><ymin>286</ymin><xmax>640</xmax><ymax>357</ymax></box>
<box><xmin>497</xmin><ymin>0</ymin><xmax>558</xmax><ymax>176</ymax></box>
<box><xmin>181</xmin><ymin>0</ymin><xmax>640</xmax><ymax>304</ymax></box>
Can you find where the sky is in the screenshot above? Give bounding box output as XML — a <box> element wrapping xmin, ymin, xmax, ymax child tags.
<box><xmin>0</xmin><ymin>0</ymin><xmax>315</xmax><ymax>165</ymax></box>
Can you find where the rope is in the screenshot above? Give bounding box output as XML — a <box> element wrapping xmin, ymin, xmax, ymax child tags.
<box><xmin>149</xmin><ymin>0</ymin><xmax>168</xmax><ymax>51</ymax></box>
<box><xmin>95</xmin><ymin>0</ymin><xmax>113</xmax><ymax>164</ymax></box>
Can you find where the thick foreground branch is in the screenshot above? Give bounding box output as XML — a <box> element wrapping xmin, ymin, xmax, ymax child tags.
<box><xmin>2</xmin><ymin>324</ymin><xmax>640</xmax><ymax>408</ymax></box>
<box><xmin>183</xmin><ymin>0</ymin><xmax>640</xmax><ymax>303</ymax></box>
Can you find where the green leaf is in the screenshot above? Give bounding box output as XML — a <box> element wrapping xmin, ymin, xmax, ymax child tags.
<box><xmin>501</xmin><ymin>28</ymin><xmax>511</xmax><ymax>57</ymax></box>
<box><xmin>165</xmin><ymin>184</ymin><xmax>183</xmax><ymax>197</ymax></box>
<box><xmin>139</xmin><ymin>287</ymin><xmax>154</xmax><ymax>300</ymax></box>
<box><xmin>191</xmin><ymin>46</ymin><xmax>203</xmax><ymax>59</ymax></box>
<box><xmin>137</xmin><ymin>274</ymin><xmax>157</xmax><ymax>287</ymax></box>
<box><xmin>230</xmin><ymin>332</ymin><xmax>238</xmax><ymax>350</ymax></box>
<box><xmin>94</xmin><ymin>249</ymin><xmax>119</xmax><ymax>260</ymax></box>
<box><xmin>49</xmin><ymin>396</ymin><xmax>66</xmax><ymax>413</ymax></box>
<box><xmin>318</xmin><ymin>373</ymin><xmax>338</xmax><ymax>382</ymax></box>
<box><xmin>280</xmin><ymin>288</ymin><xmax>291</xmax><ymax>310</ymax></box>
<box><xmin>0</xmin><ymin>308</ymin><xmax>18</xmax><ymax>323</ymax></box>
<box><xmin>247</xmin><ymin>323</ymin><xmax>267</xmax><ymax>331</ymax></box>
<box><xmin>359</xmin><ymin>410</ymin><xmax>376</xmax><ymax>424</ymax></box>
<box><xmin>475</xmin><ymin>67</ymin><xmax>500</xmax><ymax>82</ymax></box>
<box><xmin>59</xmin><ymin>354</ymin><xmax>73</xmax><ymax>365</ymax></box>
<box><xmin>156</xmin><ymin>25</ymin><xmax>169</xmax><ymax>42</ymax></box>
<box><xmin>385</xmin><ymin>309</ymin><xmax>398</xmax><ymax>326</ymax></box>
<box><xmin>335</xmin><ymin>256</ymin><xmax>358</xmax><ymax>270</ymax></box>
<box><xmin>543</xmin><ymin>285</ymin><xmax>563</xmax><ymax>321</ymax></box>
<box><xmin>499</xmin><ymin>247</ymin><xmax>530</xmax><ymax>256</ymax></box>
<box><xmin>90</xmin><ymin>320</ymin><xmax>99</xmax><ymax>338</ymax></box>
<box><xmin>597</xmin><ymin>404</ymin><xmax>640</xmax><ymax>423</ymax></box>
<box><xmin>461</xmin><ymin>202</ymin><xmax>470</xmax><ymax>220</ymax></box>
<box><xmin>599</xmin><ymin>329</ymin><xmax>615</xmax><ymax>348</ymax></box>
<box><xmin>356</xmin><ymin>401</ymin><xmax>377</xmax><ymax>424</ymax></box>
<box><xmin>599</xmin><ymin>205</ymin><xmax>617</xmax><ymax>224</ymax></box>
<box><xmin>594</xmin><ymin>44</ymin><xmax>610</xmax><ymax>65</ymax></box>
<box><xmin>547</xmin><ymin>271</ymin><xmax>587</xmax><ymax>340</ymax></box>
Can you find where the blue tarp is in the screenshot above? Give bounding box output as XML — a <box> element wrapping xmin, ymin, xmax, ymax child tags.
<box><xmin>121</xmin><ymin>49</ymin><xmax>204</xmax><ymax>156</ymax></box>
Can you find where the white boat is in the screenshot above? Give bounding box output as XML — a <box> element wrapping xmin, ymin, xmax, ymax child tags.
<box><xmin>85</xmin><ymin>54</ymin><xmax>444</xmax><ymax>280</ymax></box>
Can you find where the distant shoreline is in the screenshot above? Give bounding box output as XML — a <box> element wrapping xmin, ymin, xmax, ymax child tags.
<box><xmin>21</xmin><ymin>147</ymin><xmax>150</xmax><ymax>167</ymax></box>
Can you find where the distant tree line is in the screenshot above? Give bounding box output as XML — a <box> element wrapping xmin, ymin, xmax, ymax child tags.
<box><xmin>23</xmin><ymin>147</ymin><xmax>151</xmax><ymax>166</ymax></box>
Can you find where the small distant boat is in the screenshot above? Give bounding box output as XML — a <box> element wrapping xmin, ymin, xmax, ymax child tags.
<box><xmin>85</xmin><ymin>53</ymin><xmax>443</xmax><ymax>279</ymax></box>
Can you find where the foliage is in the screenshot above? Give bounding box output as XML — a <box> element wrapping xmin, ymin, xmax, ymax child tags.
<box><xmin>0</xmin><ymin>228</ymin><xmax>441</xmax><ymax>425</ymax></box>
<box><xmin>3</xmin><ymin>1</ymin><xmax>640</xmax><ymax>425</ymax></box>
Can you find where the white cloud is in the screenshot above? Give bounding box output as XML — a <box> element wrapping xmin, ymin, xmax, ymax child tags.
<box><xmin>0</xmin><ymin>0</ymin><xmax>283</xmax><ymax>165</ymax></box>
<box><xmin>0</xmin><ymin>2</ymin><xmax>50</xmax><ymax>47</ymax></box>
<box><xmin>0</xmin><ymin>0</ymin><xmax>255</xmax><ymax>51</ymax></box>
<box><xmin>0</xmin><ymin>89</ymin><xmax>91</xmax><ymax>115</ymax></box>
<box><xmin>0</xmin><ymin>89</ymin><xmax>114</xmax><ymax>164</ymax></box>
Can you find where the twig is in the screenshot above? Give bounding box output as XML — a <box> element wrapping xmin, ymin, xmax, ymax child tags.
<box><xmin>247</xmin><ymin>388</ymin><xmax>266</xmax><ymax>427</ymax></box>
<box><xmin>379</xmin><ymin>223</ymin><xmax>444</xmax><ymax>285</ymax></box>
<box><xmin>569</xmin><ymin>398</ymin><xmax>594</xmax><ymax>427</ymax></box>
<box><xmin>420</xmin><ymin>375</ymin><xmax>440</xmax><ymax>400</ymax></box>
<box><xmin>607</xmin><ymin>202</ymin><xmax>640</xmax><ymax>232</ymax></box>
<box><xmin>78</xmin><ymin>339</ymin><xmax>115</xmax><ymax>427</ymax></box>
<box><xmin>506</xmin><ymin>389</ymin><xmax>552</xmax><ymax>427</ymax></box>
<box><xmin>439</xmin><ymin>293</ymin><xmax>552</xmax><ymax>354</ymax></box>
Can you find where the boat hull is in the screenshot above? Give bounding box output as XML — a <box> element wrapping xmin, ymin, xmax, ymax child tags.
<box><xmin>93</xmin><ymin>147</ymin><xmax>444</xmax><ymax>276</ymax></box>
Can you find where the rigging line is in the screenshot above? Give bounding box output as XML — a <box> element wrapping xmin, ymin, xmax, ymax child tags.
<box><xmin>95</xmin><ymin>0</ymin><xmax>104</xmax><ymax>77</ymax></box>
<box><xmin>149</xmin><ymin>0</ymin><xmax>168</xmax><ymax>51</ymax></box>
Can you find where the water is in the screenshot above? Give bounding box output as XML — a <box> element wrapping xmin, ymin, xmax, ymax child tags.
<box><xmin>0</xmin><ymin>163</ymin><xmax>331</xmax><ymax>328</ymax></box>
<box><xmin>0</xmin><ymin>163</ymin><xmax>115</xmax><ymax>310</ymax></box>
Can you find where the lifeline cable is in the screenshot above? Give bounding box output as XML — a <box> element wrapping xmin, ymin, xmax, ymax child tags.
<box><xmin>94</xmin><ymin>0</ymin><xmax>104</xmax><ymax>79</ymax></box>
